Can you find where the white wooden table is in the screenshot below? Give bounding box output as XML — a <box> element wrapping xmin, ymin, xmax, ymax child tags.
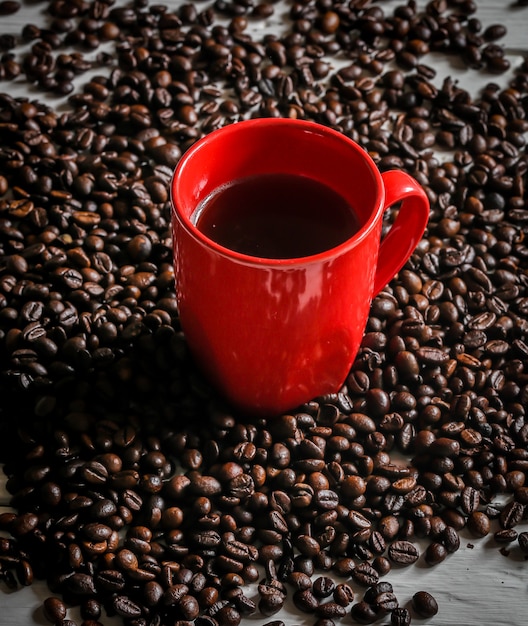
<box><xmin>2</xmin><ymin>1</ymin><xmax>528</xmax><ymax>625</ymax></box>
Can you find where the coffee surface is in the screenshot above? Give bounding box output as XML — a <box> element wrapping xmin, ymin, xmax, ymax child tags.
<box><xmin>193</xmin><ymin>173</ymin><xmax>360</xmax><ymax>259</ymax></box>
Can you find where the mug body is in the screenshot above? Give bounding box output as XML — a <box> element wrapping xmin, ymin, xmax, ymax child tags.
<box><xmin>171</xmin><ymin>119</ymin><xmax>387</xmax><ymax>415</ymax></box>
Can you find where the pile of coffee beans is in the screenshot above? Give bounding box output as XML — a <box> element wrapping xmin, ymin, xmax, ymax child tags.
<box><xmin>1</xmin><ymin>0</ymin><xmax>527</xmax><ymax>624</ymax></box>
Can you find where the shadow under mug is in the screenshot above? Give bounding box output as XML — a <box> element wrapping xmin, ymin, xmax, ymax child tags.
<box><xmin>171</xmin><ymin>118</ymin><xmax>429</xmax><ymax>416</ymax></box>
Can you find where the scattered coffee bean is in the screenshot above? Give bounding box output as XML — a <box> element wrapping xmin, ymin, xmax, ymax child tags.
<box><xmin>350</xmin><ymin>600</ymin><xmax>379</xmax><ymax>624</ymax></box>
<box><xmin>518</xmin><ymin>532</ymin><xmax>528</xmax><ymax>553</ymax></box>
<box><xmin>388</xmin><ymin>541</ymin><xmax>420</xmax><ymax>565</ymax></box>
<box><xmin>412</xmin><ymin>591</ymin><xmax>439</xmax><ymax>618</ymax></box>
<box><xmin>467</xmin><ymin>511</ymin><xmax>491</xmax><ymax>538</ymax></box>
<box><xmin>43</xmin><ymin>597</ymin><xmax>67</xmax><ymax>623</ymax></box>
<box><xmin>425</xmin><ymin>541</ymin><xmax>448</xmax><ymax>566</ymax></box>
<box><xmin>391</xmin><ymin>607</ymin><xmax>411</xmax><ymax>626</ymax></box>
<box><xmin>0</xmin><ymin>3</ymin><xmax>527</xmax><ymax>626</ymax></box>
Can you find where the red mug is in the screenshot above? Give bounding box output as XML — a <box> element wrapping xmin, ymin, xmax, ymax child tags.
<box><xmin>171</xmin><ymin>119</ymin><xmax>429</xmax><ymax>415</ymax></box>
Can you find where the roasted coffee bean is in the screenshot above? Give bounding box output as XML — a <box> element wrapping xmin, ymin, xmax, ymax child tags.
<box><xmin>424</xmin><ymin>541</ymin><xmax>447</xmax><ymax>566</ymax></box>
<box><xmin>460</xmin><ymin>486</ymin><xmax>480</xmax><ymax>514</ymax></box>
<box><xmin>494</xmin><ymin>529</ymin><xmax>518</xmax><ymax>543</ymax></box>
<box><xmin>315</xmin><ymin>601</ymin><xmax>346</xmax><ymax>619</ymax></box>
<box><xmin>352</xmin><ymin>562</ymin><xmax>379</xmax><ymax>587</ymax></box>
<box><xmin>10</xmin><ymin>512</ymin><xmax>38</xmax><ymax>536</ymax></box>
<box><xmin>312</xmin><ymin>576</ymin><xmax>335</xmax><ymax>598</ymax></box>
<box><xmin>112</xmin><ymin>595</ymin><xmax>142</xmax><ymax>618</ymax></box>
<box><xmin>412</xmin><ymin>590</ymin><xmax>439</xmax><ymax>617</ymax></box>
<box><xmin>499</xmin><ymin>501</ymin><xmax>525</xmax><ymax>529</ymax></box>
<box><xmin>95</xmin><ymin>569</ymin><xmax>126</xmax><ymax>592</ymax></box>
<box><xmin>66</xmin><ymin>573</ymin><xmax>97</xmax><ymax>595</ymax></box>
<box><xmin>466</xmin><ymin>511</ymin><xmax>491</xmax><ymax>537</ymax></box>
<box><xmin>333</xmin><ymin>583</ymin><xmax>354</xmax><ymax>606</ymax></box>
<box><xmin>391</xmin><ymin>607</ymin><xmax>411</xmax><ymax>626</ymax></box>
<box><xmin>388</xmin><ymin>540</ymin><xmax>420</xmax><ymax>565</ymax></box>
<box><xmin>258</xmin><ymin>591</ymin><xmax>285</xmax><ymax>617</ymax></box>
<box><xmin>80</xmin><ymin>598</ymin><xmax>102</xmax><ymax>621</ymax></box>
<box><xmin>363</xmin><ymin>582</ymin><xmax>393</xmax><ymax>605</ymax></box>
<box><xmin>230</xmin><ymin>591</ymin><xmax>255</xmax><ymax>616</ymax></box>
<box><xmin>518</xmin><ymin>532</ymin><xmax>528</xmax><ymax>553</ymax></box>
<box><xmin>373</xmin><ymin>591</ymin><xmax>398</xmax><ymax>612</ymax></box>
<box><xmin>15</xmin><ymin>558</ymin><xmax>33</xmax><ymax>586</ymax></box>
<box><xmin>0</xmin><ymin>1</ymin><xmax>20</xmax><ymax>16</ymax></box>
<box><xmin>288</xmin><ymin>571</ymin><xmax>312</xmax><ymax>591</ymax></box>
<box><xmin>350</xmin><ymin>600</ymin><xmax>379</xmax><ymax>624</ymax></box>
<box><xmin>372</xmin><ymin>556</ymin><xmax>391</xmax><ymax>577</ymax></box>
<box><xmin>43</xmin><ymin>597</ymin><xmax>67</xmax><ymax>623</ymax></box>
<box><xmin>441</xmin><ymin>526</ymin><xmax>461</xmax><ymax>553</ymax></box>
<box><xmin>293</xmin><ymin>589</ymin><xmax>319</xmax><ymax>613</ymax></box>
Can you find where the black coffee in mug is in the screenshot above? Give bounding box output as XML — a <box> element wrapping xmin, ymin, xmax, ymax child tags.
<box><xmin>192</xmin><ymin>172</ymin><xmax>361</xmax><ymax>259</ymax></box>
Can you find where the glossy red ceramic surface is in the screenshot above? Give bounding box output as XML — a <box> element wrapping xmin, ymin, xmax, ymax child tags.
<box><xmin>171</xmin><ymin>119</ymin><xmax>429</xmax><ymax>415</ymax></box>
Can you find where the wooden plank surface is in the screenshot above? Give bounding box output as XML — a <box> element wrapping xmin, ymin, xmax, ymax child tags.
<box><xmin>1</xmin><ymin>1</ymin><xmax>528</xmax><ymax>625</ymax></box>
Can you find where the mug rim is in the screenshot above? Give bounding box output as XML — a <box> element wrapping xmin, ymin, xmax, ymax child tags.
<box><xmin>171</xmin><ymin>118</ymin><xmax>385</xmax><ymax>267</ymax></box>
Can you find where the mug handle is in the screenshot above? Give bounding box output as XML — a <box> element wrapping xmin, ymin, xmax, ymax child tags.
<box><xmin>373</xmin><ymin>170</ymin><xmax>430</xmax><ymax>296</ymax></box>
